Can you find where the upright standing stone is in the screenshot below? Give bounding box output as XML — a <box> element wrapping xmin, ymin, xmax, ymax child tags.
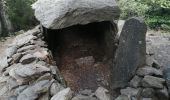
<box><xmin>112</xmin><ymin>17</ymin><xmax>147</xmax><ymax>89</ymax></box>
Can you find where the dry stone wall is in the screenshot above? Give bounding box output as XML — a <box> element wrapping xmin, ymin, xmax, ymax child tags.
<box><xmin>0</xmin><ymin>19</ymin><xmax>170</xmax><ymax>100</ymax></box>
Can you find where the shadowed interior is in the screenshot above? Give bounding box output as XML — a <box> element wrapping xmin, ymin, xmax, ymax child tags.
<box><xmin>43</xmin><ymin>21</ymin><xmax>117</xmax><ymax>92</ymax></box>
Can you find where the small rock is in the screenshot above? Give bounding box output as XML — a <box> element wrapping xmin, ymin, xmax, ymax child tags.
<box><xmin>9</xmin><ymin>63</ymin><xmax>50</xmax><ymax>84</ymax></box>
<box><xmin>136</xmin><ymin>67</ymin><xmax>163</xmax><ymax>76</ymax></box>
<box><xmin>3</xmin><ymin>64</ymin><xmax>18</xmax><ymax>76</ymax></box>
<box><xmin>79</xmin><ymin>89</ymin><xmax>92</xmax><ymax>96</ymax></box>
<box><xmin>50</xmin><ymin>82</ymin><xmax>64</xmax><ymax>96</ymax></box>
<box><xmin>95</xmin><ymin>87</ymin><xmax>111</xmax><ymax>100</ymax></box>
<box><xmin>120</xmin><ymin>87</ymin><xmax>140</xmax><ymax>97</ymax></box>
<box><xmin>36</xmin><ymin>73</ymin><xmax>52</xmax><ymax>82</ymax></box>
<box><xmin>152</xmin><ymin>59</ymin><xmax>161</xmax><ymax>69</ymax></box>
<box><xmin>115</xmin><ymin>95</ymin><xmax>129</xmax><ymax>100</ymax></box>
<box><xmin>72</xmin><ymin>95</ymin><xmax>97</xmax><ymax>100</ymax></box>
<box><xmin>129</xmin><ymin>76</ymin><xmax>142</xmax><ymax>88</ymax></box>
<box><xmin>75</xmin><ymin>56</ymin><xmax>95</xmax><ymax>67</ymax></box>
<box><xmin>156</xmin><ymin>87</ymin><xmax>169</xmax><ymax>100</ymax></box>
<box><xmin>13</xmin><ymin>34</ymin><xmax>37</xmax><ymax>47</ymax></box>
<box><xmin>33</xmin><ymin>50</ymin><xmax>48</xmax><ymax>60</ymax></box>
<box><xmin>51</xmin><ymin>88</ymin><xmax>73</xmax><ymax>100</ymax></box>
<box><xmin>18</xmin><ymin>80</ymin><xmax>52</xmax><ymax>100</ymax></box>
<box><xmin>141</xmin><ymin>88</ymin><xmax>155</xmax><ymax>98</ymax></box>
<box><xmin>163</xmin><ymin>68</ymin><xmax>170</xmax><ymax>93</ymax></box>
<box><xmin>12</xmin><ymin>53</ymin><xmax>23</xmax><ymax>63</ymax></box>
<box><xmin>6</xmin><ymin>45</ymin><xmax>17</xmax><ymax>58</ymax></box>
<box><xmin>14</xmin><ymin>85</ymin><xmax>28</xmax><ymax>95</ymax></box>
<box><xmin>142</xmin><ymin>75</ymin><xmax>165</xmax><ymax>89</ymax></box>
<box><xmin>17</xmin><ymin>45</ymin><xmax>36</xmax><ymax>53</ymax></box>
<box><xmin>20</xmin><ymin>54</ymin><xmax>36</xmax><ymax>64</ymax></box>
<box><xmin>7</xmin><ymin>58</ymin><xmax>13</xmax><ymax>64</ymax></box>
<box><xmin>38</xmin><ymin>92</ymin><xmax>50</xmax><ymax>100</ymax></box>
<box><xmin>141</xmin><ymin>98</ymin><xmax>153</xmax><ymax>100</ymax></box>
<box><xmin>7</xmin><ymin>77</ymin><xmax>19</xmax><ymax>90</ymax></box>
<box><xmin>146</xmin><ymin>55</ymin><xmax>154</xmax><ymax>66</ymax></box>
<box><xmin>0</xmin><ymin>85</ymin><xmax>9</xmax><ymax>96</ymax></box>
<box><xmin>0</xmin><ymin>57</ymin><xmax>9</xmax><ymax>72</ymax></box>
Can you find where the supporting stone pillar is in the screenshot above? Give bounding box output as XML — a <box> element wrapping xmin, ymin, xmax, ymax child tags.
<box><xmin>112</xmin><ymin>17</ymin><xmax>147</xmax><ymax>89</ymax></box>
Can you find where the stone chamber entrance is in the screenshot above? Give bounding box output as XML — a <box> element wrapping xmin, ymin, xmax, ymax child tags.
<box><xmin>43</xmin><ymin>21</ymin><xmax>118</xmax><ymax>92</ymax></box>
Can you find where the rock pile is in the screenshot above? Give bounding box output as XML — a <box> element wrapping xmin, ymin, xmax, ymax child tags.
<box><xmin>115</xmin><ymin>55</ymin><xmax>169</xmax><ymax>100</ymax></box>
<box><xmin>0</xmin><ymin>26</ymin><xmax>65</xmax><ymax>100</ymax></box>
<box><xmin>0</xmin><ymin>26</ymin><xmax>114</xmax><ymax>100</ymax></box>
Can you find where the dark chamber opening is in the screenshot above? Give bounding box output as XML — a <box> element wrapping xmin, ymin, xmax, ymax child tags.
<box><xmin>43</xmin><ymin>21</ymin><xmax>117</xmax><ymax>92</ymax></box>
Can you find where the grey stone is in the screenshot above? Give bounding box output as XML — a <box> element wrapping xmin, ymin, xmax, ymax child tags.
<box><xmin>3</xmin><ymin>64</ymin><xmax>18</xmax><ymax>76</ymax></box>
<box><xmin>115</xmin><ymin>95</ymin><xmax>129</xmax><ymax>100</ymax></box>
<box><xmin>12</xmin><ymin>34</ymin><xmax>37</xmax><ymax>47</ymax></box>
<box><xmin>50</xmin><ymin>82</ymin><xmax>64</xmax><ymax>96</ymax></box>
<box><xmin>72</xmin><ymin>95</ymin><xmax>98</xmax><ymax>100</ymax></box>
<box><xmin>112</xmin><ymin>17</ymin><xmax>147</xmax><ymax>88</ymax></box>
<box><xmin>152</xmin><ymin>59</ymin><xmax>161</xmax><ymax>69</ymax></box>
<box><xmin>120</xmin><ymin>87</ymin><xmax>140</xmax><ymax>97</ymax></box>
<box><xmin>36</xmin><ymin>73</ymin><xmax>52</xmax><ymax>82</ymax></box>
<box><xmin>17</xmin><ymin>80</ymin><xmax>52</xmax><ymax>100</ymax></box>
<box><xmin>14</xmin><ymin>85</ymin><xmax>28</xmax><ymax>95</ymax></box>
<box><xmin>38</xmin><ymin>92</ymin><xmax>50</xmax><ymax>100</ymax></box>
<box><xmin>7</xmin><ymin>77</ymin><xmax>19</xmax><ymax>90</ymax></box>
<box><xmin>163</xmin><ymin>68</ymin><xmax>170</xmax><ymax>93</ymax></box>
<box><xmin>20</xmin><ymin>54</ymin><xmax>36</xmax><ymax>64</ymax></box>
<box><xmin>79</xmin><ymin>89</ymin><xmax>92</xmax><ymax>96</ymax></box>
<box><xmin>141</xmin><ymin>88</ymin><xmax>155</xmax><ymax>98</ymax></box>
<box><xmin>0</xmin><ymin>85</ymin><xmax>9</xmax><ymax>96</ymax></box>
<box><xmin>156</xmin><ymin>87</ymin><xmax>169</xmax><ymax>100</ymax></box>
<box><xmin>50</xmin><ymin>88</ymin><xmax>73</xmax><ymax>100</ymax></box>
<box><xmin>32</xmin><ymin>0</ymin><xmax>120</xmax><ymax>29</ymax></box>
<box><xmin>129</xmin><ymin>76</ymin><xmax>142</xmax><ymax>88</ymax></box>
<box><xmin>9</xmin><ymin>63</ymin><xmax>50</xmax><ymax>84</ymax></box>
<box><xmin>33</xmin><ymin>50</ymin><xmax>48</xmax><ymax>60</ymax></box>
<box><xmin>7</xmin><ymin>58</ymin><xmax>13</xmax><ymax>64</ymax></box>
<box><xmin>17</xmin><ymin>45</ymin><xmax>36</xmax><ymax>53</ymax></box>
<box><xmin>0</xmin><ymin>56</ymin><xmax>9</xmax><ymax>72</ymax></box>
<box><xmin>6</xmin><ymin>45</ymin><xmax>17</xmax><ymax>58</ymax></box>
<box><xmin>136</xmin><ymin>67</ymin><xmax>163</xmax><ymax>76</ymax></box>
<box><xmin>142</xmin><ymin>75</ymin><xmax>165</xmax><ymax>89</ymax></box>
<box><xmin>95</xmin><ymin>87</ymin><xmax>111</xmax><ymax>100</ymax></box>
<box><xmin>75</xmin><ymin>56</ymin><xmax>95</xmax><ymax>67</ymax></box>
<box><xmin>141</xmin><ymin>98</ymin><xmax>154</xmax><ymax>100</ymax></box>
<box><xmin>12</xmin><ymin>53</ymin><xmax>23</xmax><ymax>63</ymax></box>
<box><xmin>146</xmin><ymin>55</ymin><xmax>154</xmax><ymax>66</ymax></box>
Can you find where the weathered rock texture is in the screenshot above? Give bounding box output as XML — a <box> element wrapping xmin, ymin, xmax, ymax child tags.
<box><xmin>32</xmin><ymin>0</ymin><xmax>120</xmax><ymax>29</ymax></box>
<box><xmin>112</xmin><ymin>17</ymin><xmax>147</xmax><ymax>88</ymax></box>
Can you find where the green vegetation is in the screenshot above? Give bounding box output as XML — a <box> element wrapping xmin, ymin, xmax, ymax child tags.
<box><xmin>118</xmin><ymin>0</ymin><xmax>170</xmax><ymax>31</ymax></box>
<box><xmin>6</xmin><ymin>0</ymin><xmax>37</xmax><ymax>31</ymax></box>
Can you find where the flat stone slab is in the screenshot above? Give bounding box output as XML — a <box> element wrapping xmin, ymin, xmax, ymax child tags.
<box><xmin>32</xmin><ymin>0</ymin><xmax>120</xmax><ymax>29</ymax></box>
<box><xmin>112</xmin><ymin>17</ymin><xmax>147</xmax><ymax>88</ymax></box>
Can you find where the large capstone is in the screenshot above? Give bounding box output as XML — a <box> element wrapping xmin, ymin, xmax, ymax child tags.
<box><xmin>32</xmin><ymin>0</ymin><xmax>120</xmax><ymax>29</ymax></box>
<box><xmin>112</xmin><ymin>17</ymin><xmax>147</xmax><ymax>89</ymax></box>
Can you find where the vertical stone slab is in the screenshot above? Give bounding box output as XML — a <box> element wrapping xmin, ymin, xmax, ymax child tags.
<box><xmin>112</xmin><ymin>17</ymin><xmax>147</xmax><ymax>89</ymax></box>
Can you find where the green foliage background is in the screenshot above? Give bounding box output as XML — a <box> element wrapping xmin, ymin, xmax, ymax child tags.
<box><xmin>4</xmin><ymin>0</ymin><xmax>170</xmax><ymax>32</ymax></box>
<box><xmin>6</xmin><ymin>0</ymin><xmax>37</xmax><ymax>31</ymax></box>
<box><xmin>118</xmin><ymin>0</ymin><xmax>170</xmax><ymax>31</ymax></box>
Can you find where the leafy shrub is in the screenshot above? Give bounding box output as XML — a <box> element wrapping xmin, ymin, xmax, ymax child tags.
<box><xmin>118</xmin><ymin>0</ymin><xmax>170</xmax><ymax>31</ymax></box>
<box><xmin>6</xmin><ymin>0</ymin><xmax>37</xmax><ymax>31</ymax></box>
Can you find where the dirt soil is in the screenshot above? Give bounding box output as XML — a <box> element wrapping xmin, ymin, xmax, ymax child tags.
<box><xmin>52</xmin><ymin>29</ymin><xmax>112</xmax><ymax>92</ymax></box>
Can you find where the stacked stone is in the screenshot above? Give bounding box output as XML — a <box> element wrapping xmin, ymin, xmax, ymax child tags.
<box><xmin>115</xmin><ymin>55</ymin><xmax>169</xmax><ymax>100</ymax></box>
<box><xmin>0</xmin><ymin>26</ymin><xmax>114</xmax><ymax>100</ymax></box>
<box><xmin>0</xmin><ymin>26</ymin><xmax>66</xmax><ymax>100</ymax></box>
